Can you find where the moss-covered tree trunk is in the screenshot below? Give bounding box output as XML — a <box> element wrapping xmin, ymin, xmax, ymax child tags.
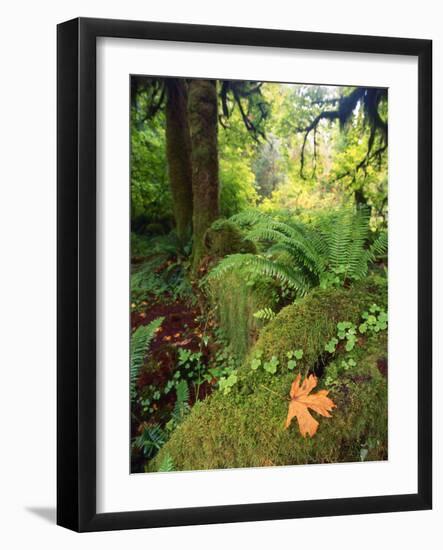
<box><xmin>187</xmin><ymin>79</ymin><xmax>220</xmax><ymax>269</ymax></box>
<box><xmin>165</xmin><ymin>79</ymin><xmax>194</xmax><ymax>243</ymax></box>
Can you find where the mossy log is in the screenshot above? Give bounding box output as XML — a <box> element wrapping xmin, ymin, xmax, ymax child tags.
<box><xmin>152</xmin><ymin>277</ymin><xmax>387</xmax><ymax>471</ymax></box>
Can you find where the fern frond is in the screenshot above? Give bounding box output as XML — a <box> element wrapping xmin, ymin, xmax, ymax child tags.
<box><xmin>208</xmin><ymin>208</ymin><xmax>381</xmax><ymax>296</ymax></box>
<box><xmin>157</xmin><ymin>453</ymin><xmax>175</xmax><ymax>472</ymax></box>
<box><xmin>253</xmin><ymin>307</ymin><xmax>276</xmax><ymax>321</ymax></box>
<box><xmin>316</xmin><ymin>207</ymin><xmax>373</xmax><ymax>281</ymax></box>
<box><xmin>133</xmin><ymin>423</ymin><xmax>167</xmax><ymax>459</ymax></box>
<box><xmin>130</xmin><ymin>317</ymin><xmax>164</xmax><ymax>400</ymax></box>
<box><xmin>171</xmin><ymin>380</ymin><xmax>190</xmax><ymax>423</ymax></box>
<box><xmin>229</xmin><ymin>209</ymin><xmax>270</xmax><ymax>228</ymax></box>
<box><xmin>208</xmin><ymin>253</ymin><xmax>309</xmax><ymax>294</ymax></box>
<box><xmin>370</xmin><ymin>231</ymin><xmax>388</xmax><ymax>259</ymax></box>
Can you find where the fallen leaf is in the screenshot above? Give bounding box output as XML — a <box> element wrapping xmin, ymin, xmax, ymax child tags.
<box><xmin>174</xmin><ymin>338</ymin><xmax>192</xmax><ymax>346</ymax></box>
<box><xmin>285</xmin><ymin>374</ymin><xmax>336</xmax><ymax>437</ymax></box>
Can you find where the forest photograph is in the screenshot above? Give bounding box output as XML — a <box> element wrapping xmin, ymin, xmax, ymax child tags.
<box><xmin>129</xmin><ymin>76</ymin><xmax>388</xmax><ymax>474</ymax></box>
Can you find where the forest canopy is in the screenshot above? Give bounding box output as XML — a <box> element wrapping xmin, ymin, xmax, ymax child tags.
<box><xmin>131</xmin><ymin>78</ymin><xmax>387</xmax><ymax>249</ymax></box>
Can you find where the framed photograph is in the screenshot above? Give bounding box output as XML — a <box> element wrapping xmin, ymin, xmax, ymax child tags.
<box><xmin>57</xmin><ymin>17</ymin><xmax>432</xmax><ymax>532</ymax></box>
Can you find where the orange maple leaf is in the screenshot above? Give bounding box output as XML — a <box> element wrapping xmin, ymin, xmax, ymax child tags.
<box><xmin>285</xmin><ymin>374</ymin><xmax>336</xmax><ymax>437</ymax></box>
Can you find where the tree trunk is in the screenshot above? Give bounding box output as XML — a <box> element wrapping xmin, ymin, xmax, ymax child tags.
<box><xmin>187</xmin><ymin>79</ymin><xmax>220</xmax><ymax>270</ymax></box>
<box><xmin>165</xmin><ymin>79</ymin><xmax>193</xmax><ymax>243</ymax></box>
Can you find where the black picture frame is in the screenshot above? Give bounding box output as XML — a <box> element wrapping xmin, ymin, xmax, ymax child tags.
<box><xmin>57</xmin><ymin>17</ymin><xmax>432</xmax><ymax>532</ymax></box>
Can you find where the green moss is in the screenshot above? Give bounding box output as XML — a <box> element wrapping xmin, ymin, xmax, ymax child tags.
<box><xmin>150</xmin><ymin>277</ymin><xmax>388</xmax><ymax>471</ymax></box>
<box><xmin>208</xmin><ymin>270</ymin><xmax>277</xmax><ymax>360</ymax></box>
<box><xmin>203</xmin><ymin>219</ymin><xmax>276</xmax><ymax>359</ymax></box>
<box><xmin>204</xmin><ymin>219</ymin><xmax>256</xmax><ymax>258</ymax></box>
<box><xmin>251</xmin><ymin>275</ymin><xmax>387</xmax><ymax>370</ymax></box>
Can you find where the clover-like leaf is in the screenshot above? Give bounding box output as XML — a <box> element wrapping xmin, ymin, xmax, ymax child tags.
<box><xmin>251</xmin><ymin>358</ymin><xmax>261</xmax><ymax>370</ymax></box>
<box><xmin>345</xmin><ymin>340</ymin><xmax>355</xmax><ymax>352</ymax></box>
<box><xmin>294</xmin><ymin>349</ymin><xmax>304</xmax><ymax>360</ymax></box>
<box><xmin>287</xmin><ymin>360</ymin><xmax>297</xmax><ymax>371</ymax></box>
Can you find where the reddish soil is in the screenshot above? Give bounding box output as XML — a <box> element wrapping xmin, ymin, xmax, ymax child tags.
<box><xmin>131</xmin><ymin>295</ymin><xmax>216</xmax><ymax>433</ymax></box>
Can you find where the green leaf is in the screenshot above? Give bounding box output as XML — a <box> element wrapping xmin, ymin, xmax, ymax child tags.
<box><xmin>345</xmin><ymin>340</ymin><xmax>355</xmax><ymax>352</ymax></box>
<box><xmin>251</xmin><ymin>358</ymin><xmax>261</xmax><ymax>370</ymax></box>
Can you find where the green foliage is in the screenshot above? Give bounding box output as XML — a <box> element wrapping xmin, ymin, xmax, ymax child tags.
<box><xmin>250</xmin><ymin>349</ymin><xmax>264</xmax><ymax>371</ymax></box>
<box><xmin>151</xmin><ymin>284</ymin><xmax>388</xmax><ymax>471</ymax></box>
<box><xmin>134</xmin><ymin>379</ymin><xmax>190</xmax><ymax>464</ymax></box>
<box><xmin>208</xmin><ymin>252</ymin><xmax>311</xmax><ymax>295</ymax></box>
<box><xmin>131</xmin><ymin>105</ymin><xmax>171</xmax><ymax>223</ymax></box>
<box><xmin>131</xmin><ymin>232</ymin><xmax>152</xmax><ymax>257</ymax></box>
<box><xmin>286</xmin><ymin>349</ymin><xmax>304</xmax><ymax>371</ymax></box>
<box><xmin>337</xmin><ymin>321</ymin><xmax>358</xmax><ymax>352</ymax></box>
<box><xmin>324</xmin><ymin>337</ymin><xmax>339</xmax><ymax>354</ymax></box>
<box><xmin>208</xmin><ymin>208</ymin><xmax>387</xmax><ymax>299</ymax></box>
<box><xmin>324</xmin><ymin>304</ymin><xmax>387</xmax><ymax>359</ymax></box>
<box><xmin>219</xmin><ymin>117</ymin><xmax>259</xmax><ymax>216</ymax></box>
<box><xmin>315</xmin><ymin>208</ymin><xmax>387</xmax><ymax>286</ymax></box>
<box><xmin>177</xmin><ymin>348</ymin><xmax>205</xmax><ymax>388</ymax></box>
<box><xmin>263</xmin><ymin>355</ymin><xmax>279</xmax><ymax>374</ymax></box>
<box><xmin>133</xmin><ymin>424</ymin><xmax>167</xmax><ymax>459</ymax></box>
<box><xmin>218</xmin><ymin>371</ymin><xmax>239</xmax><ymax>395</ymax></box>
<box><xmin>322</xmin><ymin>303</ymin><xmax>387</xmax><ymax>386</ymax></box>
<box><xmin>359</xmin><ymin>304</ymin><xmax>388</xmax><ymax>334</ymax></box>
<box><xmin>130</xmin><ymin>318</ymin><xmax>164</xmax><ymax>400</ymax></box>
<box><xmin>324</xmin><ymin>358</ymin><xmax>357</xmax><ymax>388</ymax></box>
<box><xmin>166</xmin><ymin>380</ymin><xmax>191</xmax><ymax>430</ymax></box>
<box><xmin>206</xmin><ymin>338</ymin><xmax>241</xmax><ymax>385</ymax></box>
<box><xmin>131</xmin><ymin>232</ymin><xmax>193</xmax><ymax>307</ymax></box>
<box><xmin>250</xmin><ymin>351</ymin><xmax>285</xmax><ymax>375</ymax></box>
<box><xmin>157</xmin><ymin>454</ymin><xmax>175</xmax><ymax>472</ymax></box>
<box><xmin>253</xmin><ymin>307</ymin><xmax>276</xmax><ymax>321</ymax></box>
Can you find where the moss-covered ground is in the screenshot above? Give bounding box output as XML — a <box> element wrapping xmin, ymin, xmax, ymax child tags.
<box><xmin>151</xmin><ymin>276</ymin><xmax>388</xmax><ymax>471</ymax></box>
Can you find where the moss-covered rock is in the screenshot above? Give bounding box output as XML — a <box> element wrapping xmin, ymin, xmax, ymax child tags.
<box><xmin>250</xmin><ymin>275</ymin><xmax>387</xmax><ymax>369</ymax></box>
<box><xmin>151</xmin><ymin>276</ymin><xmax>387</xmax><ymax>471</ymax></box>
<box><xmin>203</xmin><ymin>219</ymin><xmax>256</xmax><ymax>258</ymax></box>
